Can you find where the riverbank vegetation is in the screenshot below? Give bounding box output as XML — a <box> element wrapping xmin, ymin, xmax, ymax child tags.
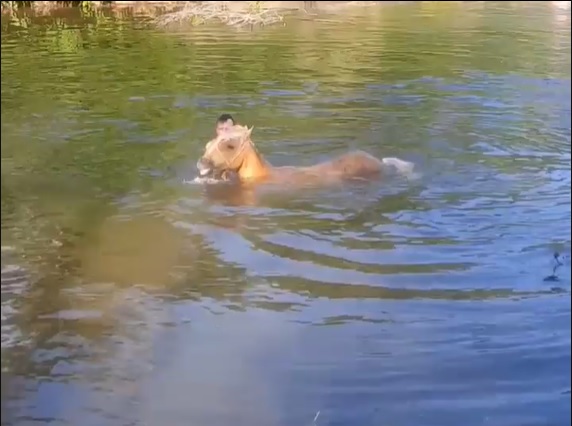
<box><xmin>2</xmin><ymin>1</ymin><xmax>379</xmax><ymax>28</ymax></box>
<box><xmin>1</xmin><ymin>1</ymin><xmax>290</xmax><ymax>28</ymax></box>
<box><xmin>154</xmin><ymin>2</ymin><xmax>284</xmax><ymax>29</ymax></box>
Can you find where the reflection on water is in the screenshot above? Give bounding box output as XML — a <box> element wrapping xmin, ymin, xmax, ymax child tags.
<box><xmin>1</xmin><ymin>2</ymin><xmax>571</xmax><ymax>426</ymax></box>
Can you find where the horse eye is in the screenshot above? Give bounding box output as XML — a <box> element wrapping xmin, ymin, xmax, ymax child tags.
<box><xmin>226</xmin><ymin>144</ymin><xmax>235</xmax><ymax>151</ymax></box>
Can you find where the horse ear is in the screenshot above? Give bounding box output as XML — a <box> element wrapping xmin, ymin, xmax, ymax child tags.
<box><xmin>246</xmin><ymin>126</ymin><xmax>254</xmax><ymax>138</ymax></box>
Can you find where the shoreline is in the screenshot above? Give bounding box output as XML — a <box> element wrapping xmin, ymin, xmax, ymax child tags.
<box><xmin>2</xmin><ymin>1</ymin><xmax>568</xmax><ymax>29</ymax></box>
<box><xmin>0</xmin><ymin>1</ymin><xmax>394</xmax><ymax>29</ymax></box>
<box><xmin>0</xmin><ymin>1</ymin><xmax>389</xmax><ymax>14</ymax></box>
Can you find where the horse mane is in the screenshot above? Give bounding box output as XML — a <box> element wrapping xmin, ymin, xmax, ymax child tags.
<box><xmin>218</xmin><ymin>124</ymin><xmax>253</xmax><ymax>143</ymax></box>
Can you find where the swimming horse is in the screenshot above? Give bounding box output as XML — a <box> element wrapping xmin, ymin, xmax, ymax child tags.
<box><xmin>196</xmin><ymin>124</ymin><xmax>414</xmax><ymax>186</ymax></box>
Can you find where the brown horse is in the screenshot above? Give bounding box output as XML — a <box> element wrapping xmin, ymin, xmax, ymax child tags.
<box><xmin>196</xmin><ymin>124</ymin><xmax>414</xmax><ymax>186</ymax></box>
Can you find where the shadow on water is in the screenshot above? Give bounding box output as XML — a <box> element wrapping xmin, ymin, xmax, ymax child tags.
<box><xmin>1</xmin><ymin>2</ymin><xmax>571</xmax><ymax>426</ymax></box>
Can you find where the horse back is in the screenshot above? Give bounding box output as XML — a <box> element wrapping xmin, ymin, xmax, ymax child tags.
<box><xmin>316</xmin><ymin>150</ymin><xmax>383</xmax><ymax>178</ymax></box>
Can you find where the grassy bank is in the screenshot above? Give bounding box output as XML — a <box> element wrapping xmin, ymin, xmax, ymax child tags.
<box><xmin>1</xmin><ymin>1</ymin><xmax>386</xmax><ymax>28</ymax></box>
<box><xmin>0</xmin><ymin>1</ymin><xmax>331</xmax><ymax>14</ymax></box>
<box><xmin>154</xmin><ymin>1</ymin><xmax>286</xmax><ymax>28</ymax></box>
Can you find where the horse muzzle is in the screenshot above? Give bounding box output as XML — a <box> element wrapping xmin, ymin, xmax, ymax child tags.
<box><xmin>196</xmin><ymin>157</ymin><xmax>215</xmax><ymax>177</ymax></box>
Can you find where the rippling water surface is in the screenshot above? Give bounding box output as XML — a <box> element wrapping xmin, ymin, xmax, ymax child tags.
<box><xmin>1</xmin><ymin>2</ymin><xmax>571</xmax><ymax>426</ymax></box>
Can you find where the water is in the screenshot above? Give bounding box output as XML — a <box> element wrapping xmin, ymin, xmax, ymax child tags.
<box><xmin>1</xmin><ymin>2</ymin><xmax>570</xmax><ymax>425</ymax></box>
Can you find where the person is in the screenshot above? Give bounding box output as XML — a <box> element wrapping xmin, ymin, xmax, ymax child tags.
<box><xmin>215</xmin><ymin>113</ymin><xmax>235</xmax><ymax>136</ymax></box>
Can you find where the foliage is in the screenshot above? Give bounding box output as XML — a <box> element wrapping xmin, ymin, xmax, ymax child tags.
<box><xmin>154</xmin><ymin>1</ymin><xmax>284</xmax><ymax>28</ymax></box>
<box><xmin>1</xmin><ymin>1</ymin><xmax>113</xmax><ymax>10</ymax></box>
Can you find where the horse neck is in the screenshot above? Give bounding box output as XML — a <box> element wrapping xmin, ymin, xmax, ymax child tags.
<box><xmin>237</xmin><ymin>145</ymin><xmax>271</xmax><ymax>181</ymax></box>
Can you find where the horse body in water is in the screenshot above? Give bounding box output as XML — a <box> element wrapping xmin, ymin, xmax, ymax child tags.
<box><xmin>196</xmin><ymin>125</ymin><xmax>414</xmax><ymax>187</ymax></box>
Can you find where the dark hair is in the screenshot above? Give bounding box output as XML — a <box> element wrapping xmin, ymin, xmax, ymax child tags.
<box><xmin>217</xmin><ymin>114</ymin><xmax>235</xmax><ymax>124</ymax></box>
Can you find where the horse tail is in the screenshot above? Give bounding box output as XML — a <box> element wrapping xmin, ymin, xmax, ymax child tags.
<box><xmin>382</xmin><ymin>157</ymin><xmax>415</xmax><ymax>175</ymax></box>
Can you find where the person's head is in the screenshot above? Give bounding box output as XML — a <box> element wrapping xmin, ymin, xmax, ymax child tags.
<box><xmin>216</xmin><ymin>114</ymin><xmax>235</xmax><ymax>136</ymax></box>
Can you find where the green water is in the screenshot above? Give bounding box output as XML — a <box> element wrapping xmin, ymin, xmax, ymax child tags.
<box><xmin>1</xmin><ymin>2</ymin><xmax>571</xmax><ymax>426</ymax></box>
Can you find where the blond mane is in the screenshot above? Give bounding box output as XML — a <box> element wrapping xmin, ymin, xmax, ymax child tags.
<box><xmin>216</xmin><ymin>124</ymin><xmax>253</xmax><ymax>144</ymax></box>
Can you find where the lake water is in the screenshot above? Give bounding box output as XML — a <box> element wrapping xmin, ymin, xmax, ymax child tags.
<box><xmin>1</xmin><ymin>2</ymin><xmax>570</xmax><ymax>426</ymax></box>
